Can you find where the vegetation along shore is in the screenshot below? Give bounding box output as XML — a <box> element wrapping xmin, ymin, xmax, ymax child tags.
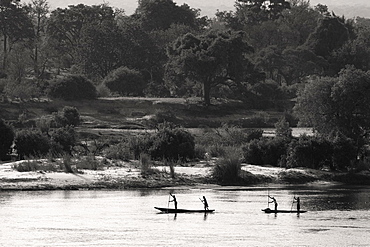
<box><xmin>1</xmin><ymin>0</ymin><xmax>370</xmax><ymax>190</ymax></box>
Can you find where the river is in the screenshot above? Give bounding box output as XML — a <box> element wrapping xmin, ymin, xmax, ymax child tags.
<box><xmin>0</xmin><ymin>184</ymin><xmax>369</xmax><ymax>247</ymax></box>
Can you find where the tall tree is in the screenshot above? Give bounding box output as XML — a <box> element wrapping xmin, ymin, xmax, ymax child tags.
<box><xmin>135</xmin><ymin>0</ymin><xmax>204</xmax><ymax>31</ymax></box>
<box><xmin>0</xmin><ymin>0</ymin><xmax>34</xmax><ymax>70</ymax></box>
<box><xmin>27</xmin><ymin>0</ymin><xmax>49</xmax><ymax>77</ymax></box>
<box><xmin>47</xmin><ymin>4</ymin><xmax>117</xmax><ymax>70</ymax></box>
<box><xmin>78</xmin><ymin>19</ymin><xmax>121</xmax><ymax>78</ymax></box>
<box><xmin>294</xmin><ymin>66</ymin><xmax>370</xmax><ymax>155</ymax></box>
<box><xmin>304</xmin><ymin>16</ymin><xmax>349</xmax><ymax>60</ymax></box>
<box><xmin>165</xmin><ymin>30</ymin><xmax>254</xmax><ymax>105</ymax></box>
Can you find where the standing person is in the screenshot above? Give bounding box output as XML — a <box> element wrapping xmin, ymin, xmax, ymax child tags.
<box><xmin>200</xmin><ymin>196</ymin><xmax>209</xmax><ymax>210</ymax></box>
<box><xmin>294</xmin><ymin>196</ymin><xmax>300</xmax><ymax>212</ymax></box>
<box><xmin>169</xmin><ymin>193</ymin><xmax>177</xmax><ymax>210</ymax></box>
<box><xmin>269</xmin><ymin>196</ymin><xmax>278</xmax><ymax>211</ymax></box>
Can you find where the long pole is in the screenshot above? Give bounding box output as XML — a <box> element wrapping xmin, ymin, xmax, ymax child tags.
<box><xmin>291</xmin><ymin>196</ymin><xmax>295</xmax><ymax>211</ymax></box>
<box><xmin>267</xmin><ymin>186</ymin><xmax>270</xmax><ymax>208</ymax></box>
<box><xmin>167</xmin><ymin>194</ymin><xmax>170</xmax><ymax>213</ymax></box>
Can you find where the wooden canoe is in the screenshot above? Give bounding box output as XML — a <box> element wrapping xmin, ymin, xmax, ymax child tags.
<box><xmin>154</xmin><ymin>207</ymin><xmax>215</xmax><ymax>213</ymax></box>
<box><xmin>262</xmin><ymin>208</ymin><xmax>307</xmax><ymax>214</ymax></box>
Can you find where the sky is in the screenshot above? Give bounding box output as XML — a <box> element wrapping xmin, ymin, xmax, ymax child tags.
<box><xmin>45</xmin><ymin>0</ymin><xmax>370</xmax><ymax>18</ymax></box>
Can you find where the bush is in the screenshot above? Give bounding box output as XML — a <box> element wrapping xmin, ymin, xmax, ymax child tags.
<box><xmin>149</xmin><ymin>125</ymin><xmax>195</xmax><ymax>161</ymax></box>
<box><xmin>330</xmin><ymin>133</ymin><xmax>357</xmax><ymax>170</ymax></box>
<box><xmin>0</xmin><ymin>119</ymin><xmax>14</xmax><ymax>160</ymax></box>
<box><xmin>103</xmin><ymin>67</ymin><xmax>145</xmax><ymax>96</ymax></box>
<box><xmin>243</xmin><ymin>137</ymin><xmax>290</xmax><ymax>166</ymax></box>
<box><xmin>48</xmin><ymin>75</ymin><xmax>97</xmax><ymax>100</ymax></box>
<box><xmin>286</xmin><ymin>135</ymin><xmax>333</xmax><ymax>169</ymax></box>
<box><xmin>140</xmin><ymin>153</ymin><xmax>152</xmax><ymax>175</ymax></box>
<box><xmin>15</xmin><ymin>129</ymin><xmax>50</xmax><ymax>159</ymax></box>
<box><xmin>104</xmin><ymin>142</ymin><xmax>132</xmax><ymax>161</ymax></box>
<box><xmin>275</xmin><ymin>117</ymin><xmax>292</xmax><ymax>138</ymax></box>
<box><xmin>212</xmin><ymin>150</ymin><xmax>242</xmax><ymax>184</ymax></box>
<box><xmin>50</xmin><ymin>126</ymin><xmax>77</xmax><ymax>155</ymax></box>
<box><xmin>61</xmin><ymin>106</ymin><xmax>81</xmax><ymax>126</ymax></box>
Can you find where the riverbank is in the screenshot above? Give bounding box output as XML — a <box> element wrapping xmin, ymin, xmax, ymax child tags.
<box><xmin>1</xmin><ymin>158</ymin><xmax>369</xmax><ymax>190</ymax></box>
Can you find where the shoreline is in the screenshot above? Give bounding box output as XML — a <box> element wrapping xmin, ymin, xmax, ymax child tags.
<box><xmin>1</xmin><ymin>159</ymin><xmax>370</xmax><ymax>191</ymax></box>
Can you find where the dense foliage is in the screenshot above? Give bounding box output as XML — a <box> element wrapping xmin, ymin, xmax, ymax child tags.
<box><xmin>48</xmin><ymin>75</ymin><xmax>97</xmax><ymax>100</ymax></box>
<box><xmin>15</xmin><ymin>129</ymin><xmax>50</xmax><ymax>159</ymax></box>
<box><xmin>0</xmin><ymin>0</ymin><xmax>369</xmax><ymax>172</ymax></box>
<box><xmin>0</xmin><ymin>119</ymin><xmax>14</xmax><ymax>160</ymax></box>
<box><xmin>148</xmin><ymin>126</ymin><xmax>195</xmax><ymax>161</ymax></box>
<box><xmin>103</xmin><ymin>67</ymin><xmax>145</xmax><ymax>96</ymax></box>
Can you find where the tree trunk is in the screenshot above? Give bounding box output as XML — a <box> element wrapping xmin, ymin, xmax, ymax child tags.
<box><xmin>3</xmin><ymin>33</ymin><xmax>7</xmax><ymax>70</ymax></box>
<box><xmin>203</xmin><ymin>81</ymin><xmax>211</xmax><ymax>106</ymax></box>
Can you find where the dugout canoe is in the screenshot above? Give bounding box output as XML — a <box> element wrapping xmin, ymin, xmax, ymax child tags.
<box><xmin>262</xmin><ymin>208</ymin><xmax>307</xmax><ymax>214</ymax></box>
<box><xmin>154</xmin><ymin>207</ymin><xmax>215</xmax><ymax>213</ymax></box>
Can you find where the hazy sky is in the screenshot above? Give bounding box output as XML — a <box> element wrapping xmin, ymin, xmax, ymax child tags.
<box><xmin>45</xmin><ymin>0</ymin><xmax>370</xmax><ymax>18</ymax></box>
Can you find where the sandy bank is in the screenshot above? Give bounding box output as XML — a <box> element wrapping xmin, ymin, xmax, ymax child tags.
<box><xmin>0</xmin><ymin>159</ymin><xmax>368</xmax><ymax>190</ymax></box>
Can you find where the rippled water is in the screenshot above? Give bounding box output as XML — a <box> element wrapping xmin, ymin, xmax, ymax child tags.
<box><xmin>1</xmin><ymin>184</ymin><xmax>369</xmax><ymax>247</ymax></box>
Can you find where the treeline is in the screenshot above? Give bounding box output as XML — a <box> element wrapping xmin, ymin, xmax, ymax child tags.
<box><xmin>0</xmin><ymin>0</ymin><xmax>369</xmax><ymax>107</ymax></box>
<box><xmin>1</xmin><ymin>0</ymin><xmax>370</xmax><ymax>172</ymax></box>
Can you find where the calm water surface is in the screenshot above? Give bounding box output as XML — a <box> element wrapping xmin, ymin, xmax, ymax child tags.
<box><xmin>1</xmin><ymin>184</ymin><xmax>369</xmax><ymax>247</ymax></box>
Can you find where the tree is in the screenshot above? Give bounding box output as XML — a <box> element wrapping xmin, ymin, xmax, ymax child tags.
<box><xmin>280</xmin><ymin>46</ymin><xmax>327</xmax><ymax>84</ymax></box>
<box><xmin>117</xmin><ymin>15</ymin><xmax>167</xmax><ymax>85</ymax></box>
<box><xmin>294</xmin><ymin>66</ymin><xmax>370</xmax><ymax>156</ymax></box>
<box><xmin>78</xmin><ymin>21</ymin><xmax>122</xmax><ymax>78</ymax></box>
<box><xmin>165</xmin><ymin>30</ymin><xmax>254</xmax><ymax>105</ymax></box>
<box><xmin>0</xmin><ymin>119</ymin><xmax>14</xmax><ymax>160</ymax></box>
<box><xmin>234</xmin><ymin>0</ymin><xmax>291</xmax><ymax>25</ymax></box>
<box><xmin>329</xmin><ymin>18</ymin><xmax>370</xmax><ymax>73</ymax></box>
<box><xmin>47</xmin><ymin>4</ymin><xmax>117</xmax><ymax>70</ymax></box>
<box><xmin>304</xmin><ymin>16</ymin><xmax>349</xmax><ymax>60</ymax></box>
<box><xmin>0</xmin><ymin>0</ymin><xmax>34</xmax><ymax>70</ymax></box>
<box><xmin>135</xmin><ymin>0</ymin><xmax>203</xmax><ymax>31</ymax></box>
<box><xmin>27</xmin><ymin>0</ymin><xmax>49</xmax><ymax>77</ymax></box>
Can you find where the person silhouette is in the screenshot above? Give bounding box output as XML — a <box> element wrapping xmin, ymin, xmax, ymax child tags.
<box><xmin>294</xmin><ymin>196</ymin><xmax>300</xmax><ymax>212</ymax></box>
<box><xmin>200</xmin><ymin>196</ymin><xmax>209</xmax><ymax>210</ymax></box>
<box><xmin>269</xmin><ymin>196</ymin><xmax>278</xmax><ymax>211</ymax></box>
<box><xmin>169</xmin><ymin>193</ymin><xmax>177</xmax><ymax>210</ymax></box>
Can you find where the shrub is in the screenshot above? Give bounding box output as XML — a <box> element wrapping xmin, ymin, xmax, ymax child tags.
<box><xmin>103</xmin><ymin>67</ymin><xmax>145</xmax><ymax>96</ymax></box>
<box><xmin>140</xmin><ymin>153</ymin><xmax>152</xmax><ymax>175</ymax></box>
<box><xmin>96</xmin><ymin>83</ymin><xmax>111</xmax><ymax>97</ymax></box>
<box><xmin>286</xmin><ymin>135</ymin><xmax>333</xmax><ymax>169</ymax></box>
<box><xmin>0</xmin><ymin>119</ymin><xmax>14</xmax><ymax>160</ymax></box>
<box><xmin>75</xmin><ymin>155</ymin><xmax>101</xmax><ymax>170</ymax></box>
<box><xmin>61</xmin><ymin>106</ymin><xmax>81</xmax><ymax>126</ymax></box>
<box><xmin>149</xmin><ymin>126</ymin><xmax>195</xmax><ymax>161</ymax></box>
<box><xmin>275</xmin><ymin>117</ymin><xmax>292</xmax><ymax>138</ymax></box>
<box><xmin>243</xmin><ymin>137</ymin><xmax>290</xmax><ymax>166</ymax></box>
<box><xmin>50</xmin><ymin>126</ymin><xmax>77</xmax><ymax>155</ymax></box>
<box><xmin>330</xmin><ymin>132</ymin><xmax>357</xmax><ymax>170</ymax></box>
<box><xmin>48</xmin><ymin>75</ymin><xmax>97</xmax><ymax>100</ymax></box>
<box><xmin>212</xmin><ymin>150</ymin><xmax>242</xmax><ymax>184</ymax></box>
<box><xmin>15</xmin><ymin>129</ymin><xmax>50</xmax><ymax>159</ymax></box>
<box><xmin>105</xmin><ymin>142</ymin><xmax>132</xmax><ymax>161</ymax></box>
<box><xmin>128</xmin><ymin>134</ymin><xmax>152</xmax><ymax>160</ymax></box>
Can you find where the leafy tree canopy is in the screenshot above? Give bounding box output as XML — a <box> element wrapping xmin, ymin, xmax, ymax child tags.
<box><xmin>135</xmin><ymin>0</ymin><xmax>205</xmax><ymax>31</ymax></box>
<box><xmin>294</xmin><ymin>66</ymin><xmax>370</xmax><ymax>151</ymax></box>
<box><xmin>165</xmin><ymin>30</ymin><xmax>255</xmax><ymax>105</ymax></box>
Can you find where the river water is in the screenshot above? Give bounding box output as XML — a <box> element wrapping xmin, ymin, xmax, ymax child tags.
<box><xmin>0</xmin><ymin>184</ymin><xmax>369</xmax><ymax>247</ymax></box>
